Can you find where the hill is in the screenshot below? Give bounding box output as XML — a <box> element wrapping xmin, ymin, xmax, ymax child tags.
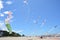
<box><xmin>0</xmin><ymin>30</ymin><xmax>24</xmax><ymax>37</ymax></box>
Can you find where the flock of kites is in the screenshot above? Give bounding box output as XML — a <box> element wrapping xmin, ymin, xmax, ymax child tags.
<box><xmin>0</xmin><ymin>0</ymin><xmax>58</xmax><ymax>35</ymax></box>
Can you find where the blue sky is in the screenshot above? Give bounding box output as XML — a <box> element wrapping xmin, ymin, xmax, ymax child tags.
<box><xmin>0</xmin><ymin>0</ymin><xmax>60</xmax><ymax>36</ymax></box>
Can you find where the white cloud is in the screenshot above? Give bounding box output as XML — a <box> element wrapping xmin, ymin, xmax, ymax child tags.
<box><xmin>0</xmin><ymin>22</ymin><xmax>4</xmax><ymax>27</ymax></box>
<box><xmin>3</xmin><ymin>11</ymin><xmax>9</xmax><ymax>14</ymax></box>
<box><xmin>2</xmin><ymin>27</ymin><xmax>8</xmax><ymax>31</ymax></box>
<box><xmin>0</xmin><ymin>0</ymin><xmax>3</xmax><ymax>10</ymax></box>
<box><xmin>0</xmin><ymin>22</ymin><xmax>8</xmax><ymax>31</ymax></box>
<box><xmin>4</xmin><ymin>11</ymin><xmax>13</xmax><ymax>14</ymax></box>
<box><xmin>0</xmin><ymin>14</ymin><xmax>4</xmax><ymax>17</ymax></box>
<box><xmin>6</xmin><ymin>1</ymin><xmax>12</xmax><ymax>5</ymax></box>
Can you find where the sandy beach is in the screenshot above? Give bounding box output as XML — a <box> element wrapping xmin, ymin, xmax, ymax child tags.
<box><xmin>0</xmin><ymin>37</ymin><xmax>60</xmax><ymax>40</ymax></box>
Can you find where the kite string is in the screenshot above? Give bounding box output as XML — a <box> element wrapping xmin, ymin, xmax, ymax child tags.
<box><xmin>23</xmin><ymin>0</ymin><xmax>32</xmax><ymax>23</ymax></box>
<box><xmin>45</xmin><ymin>26</ymin><xmax>57</xmax><ymax>35</ymax></box>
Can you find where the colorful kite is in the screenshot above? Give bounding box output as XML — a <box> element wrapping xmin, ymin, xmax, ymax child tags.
<box><xmin>5</xmin><ymin>11</ymin><xmax>12</xmax><ymax>34</ymax></box>
<box><xmin>0</xmin><ymin>0</ymin><xmax>13</xmax><ymax>34</ymax></box>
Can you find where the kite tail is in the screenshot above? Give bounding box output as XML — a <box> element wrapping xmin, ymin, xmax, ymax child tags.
<box><xmin>6</xmin><ymin>23</ymin><xmax>12</xmax><ymax>34</ymax></box>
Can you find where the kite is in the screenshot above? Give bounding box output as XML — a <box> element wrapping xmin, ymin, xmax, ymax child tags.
<box><xmin>33</xmin><ymin>16</ymin><xmax>40</xmax><ymax>24</ymax></box>
<box><xmin>5</xmin><ymin>11</ymin><xmax>12</xmax><ymax>34</ymax></box>
<box><xmin>5</xmin><ymin>21</ymin><xmax>12</xmax><ymax>34</ymax></box>
<box><xmin>24</xmin><ymin>0</ymin><xmax>28</xmax><ymax>5</ymax></box>
<box><xmin>0</xmin><ymin>0</ymin><xmax>13</xmax><ymax>34</ymax></box>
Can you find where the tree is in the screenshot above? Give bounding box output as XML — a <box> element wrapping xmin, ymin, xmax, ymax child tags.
<box><xmin>0</xmin><ymin>30</ymin><xmax>21</xmax><ymax>37</ymax></box>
